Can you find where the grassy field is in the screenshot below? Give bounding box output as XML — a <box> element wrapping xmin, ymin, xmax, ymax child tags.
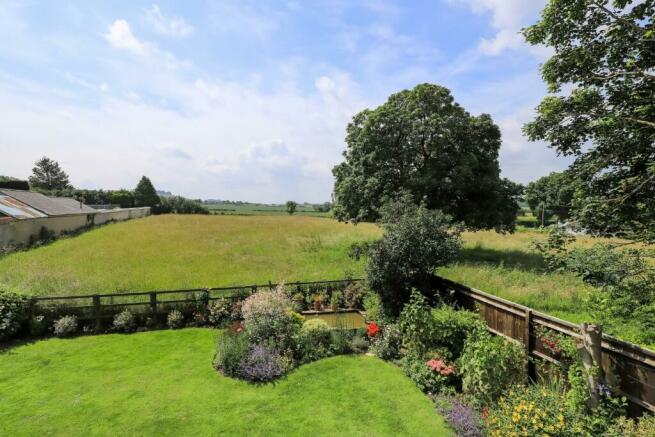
<box><xmin>205</xmin><ymin>202</ymin><xmax>331</xmax><ymax>217</ymax></box>
<box><xmin>0</xmin><ymin>215</ymin><xmax>381</xmax><ymax>296</ymax></box>
<box><xmin>0</xmin><ymin>328</ymin><xmax>452</xmax><ymax>436</ymax></box>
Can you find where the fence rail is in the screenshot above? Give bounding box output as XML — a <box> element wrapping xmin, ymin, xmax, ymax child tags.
<box><xmin>433</xmin><ymin>275</ymin><xmax>655</xmax><ymax>416</ymax></box>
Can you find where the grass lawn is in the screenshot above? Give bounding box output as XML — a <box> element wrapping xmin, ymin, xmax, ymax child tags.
<box><xmin>0</xmin><ymin>215</ymin><xmax>380</xmax><ymax>296</ymax></box>
<box><xmin>0</xmin><ymin>329</ymin><xmax>452</xmax><ymax>436</ymax></box>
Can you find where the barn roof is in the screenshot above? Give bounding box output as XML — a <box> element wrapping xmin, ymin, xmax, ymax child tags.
<box><xmin>0</xmin><ymin>195</ymin><xmax>47</xmax><ymax>219</ymax></box>
<box><xmin>0</xmin><ymin>189</ymin><xmax>96</xmax><ymax>217</ymax></box>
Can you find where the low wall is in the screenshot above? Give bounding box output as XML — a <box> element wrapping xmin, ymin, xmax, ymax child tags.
<box><xmin>0</xmin><ymin>207</ymin><xmax>150</xmax><ymax>248</ymax></box>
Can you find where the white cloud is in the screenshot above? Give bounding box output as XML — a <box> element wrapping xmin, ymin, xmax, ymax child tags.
<box><xmin>144</xmin><ymin>5</ymin><xmax>193</xmax><ymax>37</ymax></box>
<box><xmin>103</xmin><ymin>19</ymin><xmax>150</xmax><ymax>56</ymax></box>
<box><xmin>450</xmin><ymin>0</ymin><xmax>546</xmax><ymax>56</ymax></box>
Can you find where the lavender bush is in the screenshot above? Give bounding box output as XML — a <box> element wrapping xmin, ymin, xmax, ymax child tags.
<box><xmin>434</xmin><ymin>396</ymin><xmax>484</xmax><ymax>437</ymax></box>
<box><xmin>238</xmin><ymin>344</ymin><xmax>286</xmax><ymax>382</ymax></box>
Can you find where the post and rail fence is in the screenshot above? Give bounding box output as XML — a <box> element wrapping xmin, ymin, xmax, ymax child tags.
<box><xmin>30</xmin><ymin>275</ymin><xmax>655</xmax><ymax>415</ymax></box>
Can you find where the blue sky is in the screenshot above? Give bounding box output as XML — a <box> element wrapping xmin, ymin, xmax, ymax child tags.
<box><xmin>1</xmin><ymin>0</ymin><xmax>570</xmax><ymax>202</ymax></box>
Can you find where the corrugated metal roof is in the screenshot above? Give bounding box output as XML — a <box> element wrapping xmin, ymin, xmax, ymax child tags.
<box><xmin>0</xmin><ymin>189</ymin><xmax>96</xmax><ymax>216</ymax></box>
<box><xmin>0</xmin><ymin>195</ymin><xmax>47</xmax><ymax>219</ymax></box>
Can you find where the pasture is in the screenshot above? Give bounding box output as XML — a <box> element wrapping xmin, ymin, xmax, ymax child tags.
<box><xmin>0</xmin><ymin>215</ymin><xmax>380</xmax><ymax>296</ymax></box>
<box><xmin>0</xmin><ymin>329</ymin><xmax>451</xmax><ymax>436</ymax></box>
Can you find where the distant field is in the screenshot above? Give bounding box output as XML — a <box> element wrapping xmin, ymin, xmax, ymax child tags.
<box><xmin>0</xmin><ymin>215</ymin><xmax>380</xmax><ymax>296</ymax></box>
<box><xmin>205</xmin><ymin>202</ymin><xmax>331</xmax><ymax>217</ymax></box>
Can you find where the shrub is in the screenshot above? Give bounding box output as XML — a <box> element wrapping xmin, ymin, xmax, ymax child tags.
<box><xmin>291</xmin><ymin>293</ymin><xmax>305</xmax><ymax>312</ymax></box>
<box><xmin>29</xmin><ymin>315</ymin><xmax>48</xmax><ymax>337</ymax></box>
<box><xmin>208</xmin><ymin>298</ymin><xmax>232</xmax><ymax>327</ymax></box>
<box><xmin>608</xmin><ymin>414</ymin><xmax>655</xmax><ymax>437</ymax></box>
<box><xmin>343</xmin><ymin>282</ymin><xmax>368</xmax><ymax>309</ymax></box>
<box><xmin>372</xmin><ymin>323</ymin><xmax>402</xmax><ymax>360</ymax></box>
<box><xmin>363</xmin><ymin>292</ymin><xmax>382</xmax><ymax>322</ymax></box>
<box><xmin>366</xmin><ymin>203</ymin><xmax>461</xmax><ymax>316</ymax></box>
<box><xmin>430</xmin><ymin>305</ymin><xmax>487</xmax><ymax>361</ymax></box>
<box><xmin>241</xmin><ymin>286</ymin><xmax>300</xmax><ymax>351</ymax></box>
<box><xmin>350</xmin><ymin>335</ymin><xmax>369</xmax><ymax>353</ymax></box>
<box><xmin>329</xmin><ymin>328</ymin><xmax>352</xmax><ymax>355</ymax></box>
<box><xmin>0</xmin><ymin>292</ymin><xmax>31</xmax><ymax>340</ymax></box>
<box><xmin>398</xmin><ymin>290</ymin><xmax>435</xmax><ymax>355</ymax></box>
<box><xmin>400</xmin><ymin>351</ymin><xmax>454</xmax><ymax>395</ymax></box>
<box><xmin>214</xmin><ymin>331</ymin><xmax>250</xmax><ymax>377</ymax></box>
<box><xmin>301</xmin><ymin>319</ymin><xmax>331</xmax><ymax>348</ymax></box>
<box><xmin>166</xmin><ymin>310</ymin><xmax>184</xmax><ymax>329</ymax></box>
<box><xmin>459</xmin><ymin>333</ymin><xmax>528</xmax><ymax>406</ymax></box>
<box><xmin>112</xmin><ymin>309</ymin><xmax>136</xmax><ymax>333</ymax></box>
<box><xmin>434</xmin><ymin>395</ymin><xmax>485</xmax><ymax>437</ymax></box>
<box><xmin>238</xmin><ymin>344</ymin><xmax>287</xmax><ymax>382</ymax></box>
<box><xmin>53</xmin><ymin>315</ymin><xmax>78</xmax><ymax>338</ymax></box>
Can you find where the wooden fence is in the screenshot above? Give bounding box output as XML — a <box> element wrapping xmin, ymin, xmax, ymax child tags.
<box><xmin>31</xmin><ymin>279</ymin><xmax>359</xmax><ymax>329</ymax></box>
<box><xmin>433</xmin><ymin>275</ymin><xmax>655</xmax><ymax>416</ymax></box>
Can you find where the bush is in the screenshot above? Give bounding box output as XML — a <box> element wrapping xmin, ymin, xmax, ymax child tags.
<box><xmin>112</xmin><ymin>309</ymin><xmax>136</xmax><ymax>333</ymax></box>
<box><xmin>343</xmin><ymin>282</ymin><xmax>368</xmax><ymax>309</ymax></box>
<box><xmin>458</xmin><ymin>333</ymin><xmax>528</xmax><ymax>406</ymax></box>
<box><xmin>53</xmin><ymin>315</ymin><xmax>78</xmax><ymax>338</ymax></box>
<box><xmin>366</xmin><ymin>203</ymin><xmax>461</xmax><ymax>316</ymax></box>
<box><xmin>398</xmin><ymin>290</ymin><xmax>435</xmax><ymax>355</ymax></box>
<box><xmin>434</xmin><ymin>395</ymin><xmax>485</xmax><ymax>437</ymax></box>
<box><xmin>329</xmin><ymin>328</ymin><xmax>353</xmax><ymax>355</ymax></box>
<box><xmin>238</xmin><ymin>344</ymin><xmax>287</xmax><ymax>382</ymax></box>
<box><xmin>166</xmin><ymin>310</ymin><xmax>184</xmax><ymax>329</ymax></box>
<box><xmin>241</xmin><ymin>286</ymin><xmax>300</xmax><ymax>351</ymax></box>
<box><xmin>214</xmin><ymin>331</ymin><xmax>250</xmax><ymax>377</ymax></box>
<box><xmin>363</xmin><ymin>292</ymin><xmax>383</xmax><ymax>322</ymax></box>
<box><xmin>372</xmin><ymin>323</ymin><xmax>402</xmax><ymax>360</ymax></box>
<box><xmin>430</xmin><ymin>306</ymin><xmax>487</xmax><ymax>361</ymax></box>
<box><xmin>350</xmin><ymin>335</ymin><xmax>369</xmax><ymax>353</ymax></box>
<box><xmin>301</xmin><ymin>319</ymin><xmax>332</xmax><ymax>348</ymax></box>
<box><xmin>155</xmin><ymin>195</ymin><xmax>209</xmax><ymax>215</ymax></box>
<box><xmin>608</xmin><ymin>414</ymin><xmax>655</xmax><ymax>437</ymax></box>
<box><xmin>400</xmin><ymin>351</ymin><xmax>454</xmax><ymax>395</ymax></box>
<box><xmin>29</xmin><ymin>315</ymin><xmax>48</xmax><ymax>337</ymax></box>
<box><xmin>0</xmin><ymin>292</ymin><xmax>31</xmax><ymax>340</ymax></box>
<box><xmin>208</xmin><ymin>298</ymin><xmax>232</xmax><ymax>327</ymax></box>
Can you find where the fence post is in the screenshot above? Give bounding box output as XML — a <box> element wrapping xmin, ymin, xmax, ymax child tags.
<box><xmin>92</xmin><ymin>294</ymin><xmax>101</xmax><ymax>332</ymax></box>
<box><xmin>580</xmin><ymin>323</ymin><xmax>603</xmax><ymax>409</ymax></box>
<box><xmin>149</xmin><ymin>292</ymin><xmax>157</xmax><ymax>318</ymax></box>
<box><xmin>268</xmin><ymin>281</ymin><xmax>273</xmax><ymax>290</ymax></box>
<box><xmin>524</xmin><ymin>309</ymin><xmax>536</xmax><ymax>381</ymax></box>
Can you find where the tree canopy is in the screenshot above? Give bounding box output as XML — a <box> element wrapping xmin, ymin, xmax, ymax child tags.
<box><xmin>28</xmin><ymin>157</ymin><xmax>71</xmax><ymax>190</ymax></box>
<box><xmin>523</xmin><ymin>0</ymin><xmax>655</xmax><ymax>240</ymax></box>
<box><xmin>332</xmin><ymin>83</ymin><xmax>521</xmax><ymax>231</ymax></box>
<box><xmin>286</xmin><ymin>201</ymin><xmax>297</xmax><ymax>215</ymax></box>
<box><xmin>133</xmin><ymin>176</ymin><xmax>160</xmax><ymax>208</ymax></box>
<box><xmin>525</xmin><ymin>171</ymin><xmax>575</xmax><ymax>225</ymax></box>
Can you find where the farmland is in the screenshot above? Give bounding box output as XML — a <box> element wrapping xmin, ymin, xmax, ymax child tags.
<box><xmin>0</xmin><ymin>329</ymin><xmax>451</xmax><ymax>436</ymax></box>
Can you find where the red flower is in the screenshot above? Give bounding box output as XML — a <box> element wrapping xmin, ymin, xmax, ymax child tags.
<box><xmin>366</xmin><ymin>322</ymin><xmax>381</xmax><ymax>337</ymax></box>
<box><xmin>482</xmin><ymin>406</ymin><xmax>489</xmax><ymax>419</ymax></box>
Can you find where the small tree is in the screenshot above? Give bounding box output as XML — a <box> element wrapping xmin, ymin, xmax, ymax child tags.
<box><xmin>286</xmin><ymin>201</ymin><xmax>297</xmax><ymax>215</ymax></box>
<box><xmin>365</xmin><ymin>199</ymin><xmax>462</xmax><ymax>316</ymax></box>
<box><xmin>28</xmin><ymin>157</ymin><xmax>71</xmax><ymax>190</ymax></box>
<box><xmin>134</xmin><ymin>176</ymin><xmax>159</xmax><ymax>208</ymax></box>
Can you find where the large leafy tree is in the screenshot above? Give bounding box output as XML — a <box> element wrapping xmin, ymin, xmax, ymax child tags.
<box><xmin>133</xmin><ymin>176</ymin><xmax>160</xmax><ymax>208</ymax></box>
<box><xmin>525</xmin><ymin>171</ymin><xmax>576</xmax><ymax>225</ymax></box>
<box><xmin>28</xmin><ymin>157</ymin><xmax>71</xmax><ymax>190</ymax></box>
<box><xmin>523</xmin><ymin>0</ymin><xmax>655</xmax><ymax>240</ymax></box>
<box><xmin>332</xmin><ymin>83</ymin><xmax>520</xmax><ymax>231</ymax></box>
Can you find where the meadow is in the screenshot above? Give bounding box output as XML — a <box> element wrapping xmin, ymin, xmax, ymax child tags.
<box><xmin>0</xmin><ymin>328</ymin><xmax>451</xmax><ymax>436</ymax></box>
<box><xmin>0</xmin><ymin>215</ymin><xmax>380</xmax><ymax>296</ymax></box>
<box><xmin>205</xmin><ymin>202</ymin><xmax>331</xmax><ymax>217</ymax></box>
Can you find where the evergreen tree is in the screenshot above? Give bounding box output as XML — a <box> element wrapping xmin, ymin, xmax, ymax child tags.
<box><xmin>28</xmin><ymin>157</ymin><xmax>71</xmax><ymax>190</ymax></box>
<box><xmin>133</xmin><ymin>176</ymin><xmax>160</xmax><ymax>207</ymax></box>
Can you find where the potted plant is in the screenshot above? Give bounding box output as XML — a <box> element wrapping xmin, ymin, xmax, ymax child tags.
<box><xmin>330</xmin><ymin>291</ymin><xmax>341</xmax><ymax>312</ymax></box>
<box><xmin>313</xmin><ymin>293</ymin><xmax>324</xmax><ymax>311</ymax></box>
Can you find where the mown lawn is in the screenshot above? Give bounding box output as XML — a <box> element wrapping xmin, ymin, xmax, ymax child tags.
<box><xmin>0</xmin><ymin>215</ymin><xmax>381</xmax><ymax>296</ymax></box>
<box><xmin>0</xmin><ymin>329</ymin><xmax>452</xmax><ymax>436</ymax></box>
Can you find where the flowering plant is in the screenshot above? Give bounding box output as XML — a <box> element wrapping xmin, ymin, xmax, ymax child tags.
<box><xmin>426</xmin><ymin>359</ymin><xmax>456</xmax><ymax>376</ymax></box>
<box><xmin>366</xmin><ymin>322</ymin><xmax>381</xmax><ymax>337</ymax></box>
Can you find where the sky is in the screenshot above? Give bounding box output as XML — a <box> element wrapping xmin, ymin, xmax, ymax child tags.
<box><xmin>0</xmin><ymin>0</ymin><xmax>572</xmax><ymax>203</ymax></box>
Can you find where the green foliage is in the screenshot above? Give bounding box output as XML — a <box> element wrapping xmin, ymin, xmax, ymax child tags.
<box><xmin>166</xmin><ymin>310</ymin><xmax>184</xmax><ymax>329</ymax></box>
<box><xmin>400</xmin><ymin>351</ymin><xmax>453</xmax><ymax>395</ymax></box>
<box><xmin>349</xmin><ymin>334</ymin><xmax>369</xmax><ymax>353</ymax></box>
<box><xmin>0</xmin><ymin>178</ymin><xmax>29</xmax><ymax>190</ymax></box>
<box><xmin>524</xmin><ymin>171</ymin><xmax>576</xmax><ymax>225</ymax></box>
<box><xmin>458</xmin><ymin>333</ymin><xmax>528</xmax><ymax>406</ymax></box>
<box><xmin>332</xmin><ymin>83</ymin><xmax>521</xmax><ymax>231</ymax></box>
<box><xmin>133</xmin><ymin>176</ymin><xmax>159</xmax><ymax>208</ymax></box>
<box><xmin>608</xmin><ymin>414</ymin><xmax>655</xmax><ymax>437</ymax></box>
<box><xmin>112</xmin><ymin>309</ymin><xmax>136</xmax><ymax>333</ymax></box>
<box><xmin>523</xmin><ymin>0</ymin><xmax>655</xmax><ymax>241</ymax></box>
<box><xmin>285</xmin><ymin>201</ymin><xmax>297</xmax><ymax>215</ymax></box>
<box><xmin>208</xmin><ymin>298</ymin><xmax>232</xmax><ymax>327</ymax></box>
<box><xmin>53</xmin><ymin>315</ymin><xmax>78</xmax><ymax>338</ymax></box>
<box><xmin>213</xmin><ymin>331</ymin><xmax>250</xmax><ymax>377</ymax></box>
<box><xmin>342</xmin><ymin>282</ymin><xmax>368</xmax><ymax>309</ymax></box>
<box><xmin>398</xmin><ymin>290</ymin><xmax>435</xmax><ymax>355</ymax></box>
<box><xmin>371</xmin><ymin>323</ymin><xmax>402</xmax><ymax>360</ymax></box>
<box><xmin>28</xmin><ymin>315</ymin><xmax>48</xmax><ymax>337</ymax></box>
<box><xmin>156</xmin><ymin>196</ymin><xmax>209</xmax><ymax>214</ymax></box>
<box><xmin>28</xmin><ymin>156</ymin><xmax>71</xmax><ymax>190</ymax></box>
<box><xmin>300</xmin><ymin>319</ymin><xmax>332</xmax><ymax>350</ymax></box>
<box><xmin>0</xmin><ymin>291</ymin><xmax>31</xmax><ymax>340</ymax></box>
<box><xmin>366</xmin><ymin>204</ymin><xmax>461</xmax><ymax>316</ymax></box>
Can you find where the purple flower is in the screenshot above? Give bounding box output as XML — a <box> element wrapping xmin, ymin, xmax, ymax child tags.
<box><xmin>238</xmin><ymin>344</ymin><xmax>285</xmax><ymax>382</ymax></box>
<box><xmin>435</xmin><ymin>396</ymin><xmax>484</xmax><ymax>437</ymax></box>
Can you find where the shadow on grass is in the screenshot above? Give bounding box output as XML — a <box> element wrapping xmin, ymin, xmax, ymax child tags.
<box><xmin>458</xmin><ymin>246</ymin><xmax>546</xmax><ymax>272</ymax></box>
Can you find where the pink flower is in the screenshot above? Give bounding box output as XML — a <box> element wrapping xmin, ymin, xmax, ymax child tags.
<box><xmin>426</xmin><ymin>359</ymin><xmax>456</xmax><ymax>376</ymax></box>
